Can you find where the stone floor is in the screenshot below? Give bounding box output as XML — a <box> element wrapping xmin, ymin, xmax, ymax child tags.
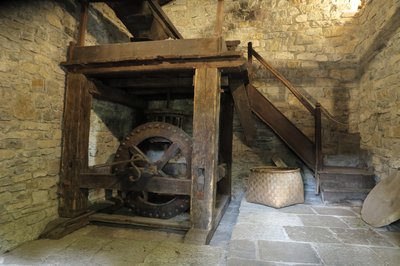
<box><xmin>1</xmin><ymin>197</ymin><xmax>399</xmax><ymax>265</ymax></box>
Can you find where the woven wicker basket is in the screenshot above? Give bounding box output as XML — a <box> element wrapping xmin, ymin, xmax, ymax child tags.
<box><xmin>246</xmin><ymin>166</ymin><xmax>304</xmax><ymax>208</ymax></box>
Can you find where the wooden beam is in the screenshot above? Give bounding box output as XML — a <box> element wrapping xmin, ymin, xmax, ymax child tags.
<box><xmin>190</xmin><ymin>68</ymin><xmax>221</xmax><ymax>233</ymax></box>
<box><xmin>214</xmin><ymin>0</ymin><xmax>224</xmax><ymax>38</ymax></box>
<box><xmin>59</xmin><ymin>73</ymin><xmax>91</xmax><ymax>218</ymax></box>
<box><xmin>88</xmin><ymin>80</ymin><xmax>147</xmax><ymax>109</ymax></box>
<box><xmin>67</xmin><ymin>38</ymin><xmax>232</xmax><ymax>65</ymax></box>
<box><xmin>65</xmin><ymin>57</ymin><xmax>248</xmax><ymax>77</ymax></box>
<box><xmin>89</xmin><ymin>213</ymin><xmax>190</xmax><ymax>230</ymax></box>
<box><xmin>79</xmin><ymin>173</ymin><xmax>192</xmax><ymax>195</ymax></box>
<box><xmin>77</xmin><ymin>2</ymin><xmax>89</xmax><ymax>46</ymax></box>
<box><xmin>314</xmin><ymin>103</ymin><xmax>322</xmax><ymax>195</ymax></box>
<box><xmin>104</xmin><ymin>76</ymin><xmax>229</xmax><ymax>88</ymax></box>
<box><xmin>218</xmin><ymin>92</ymin><xmax>234</xmax><ymax>196</ymax></box>
<box><xmin>231</xmin><ymin>81</ymin><xmax>256</xmax><ymax>146</ymax></box>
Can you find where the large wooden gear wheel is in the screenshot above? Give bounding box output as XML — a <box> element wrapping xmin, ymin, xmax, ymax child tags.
<box><xmin>113</xmin><ymin>122</ymin><xmax>192</xmax><ymax>219</ymax></box>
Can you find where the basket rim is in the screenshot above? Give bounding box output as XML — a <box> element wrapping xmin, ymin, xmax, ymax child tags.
<box><xmin>250</xmin><ymin>166</ymin><xmax>300</xmax><ymax>173</ymax></box>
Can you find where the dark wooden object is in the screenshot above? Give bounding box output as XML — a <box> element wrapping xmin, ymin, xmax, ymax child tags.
<box><xmin>314</xmin><ymin>103</ymin><xmax>322</xmax><ymax>194</ymax></box>
<box><xmin>59</xmin><ymin>73</ymin><xmax>92</xmax><ymax>218</ymax></box>
<box><xmin>187</xmin><ymin>68</ymin><xmax>221</xmax><ymax>243</ymax></box>
<box><xmin>79</xmin><ymin>173</ymin><xmax>191</xmax><ymax>195</ymax></box>
<box><xmin>218</xmin><ymin>92</ymin><xmax>234</xmax><ymax>196</ymax></box>
<box><xmin>230</xmin><ymin>80</ymin><xmax>256</xmax><ymax>146</ymax></box>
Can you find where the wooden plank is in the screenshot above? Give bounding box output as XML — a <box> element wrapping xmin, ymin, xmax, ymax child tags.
<box><xmin>59</xmin><ymin>73</ymin><xmax>91</xmax><ymax>218</ymax></box>
<box><xmin>191</xmin><ymin>68</ymin><xmax>221</xmax><ymax>231</ymax></box>
<box><xmin>77</xmin><ymin>2</ymin><xmax>89</xmax><ymax>46</ymax></box>
<box><xmin>67</xmin><ymin>58</ymin><xmax>248</xmax><ymax>77</ymax></box>
<box><xmin>231</xmin><ymin>81</ymin><xmax>256</xmax><ymax>146</ymax></box>
<box><xmin>88</xmin><ymin>80</ymin><xmax>147</xmax><ymax>109</ymax></box>
<box><xmin>68</xmin><ymin>38</ymin><xmax>232</xmax><ymax>64</ymax></box>
<box><xmin>104</xmin><ymin>76</ymin><xmax>229</xmax><ymax>88</ymax></box>
<box><xmin>39</xmin><ymin>211</ymin><xmax>94</xmax><ymax>239</ymax></box>
<box><xmin>79</xmin><ymin>173</ymin><xmax>192</xmax><ymax>195</ymax></box>
<box><xmin>89</xmin><ymin>213</ymin><xmax>191</xmax><ymax>230</ymax></box>
<box><xmin>218</xmin><ymin>92</ymin><xmax>234</xmax><ymax>196</ymax></box>
<box><xmin>272</xmin><ymin>154</ymin><xmax>288</xmax><ymax>168</ymax></box>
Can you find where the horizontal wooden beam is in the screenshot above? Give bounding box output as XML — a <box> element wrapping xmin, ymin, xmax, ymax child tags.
<box><xmin>89</xmin><ymin>213</ymin><xmax>191</xmax><ymax>230</ymax></box>
<box><xmin>104</xmin><ymin>76</ymin><xmax>229</xmax><ymax>88</ymax></box>
<box><xmin>88</xmin><ymin>80</ymin><xmax>147</xmax><ymax>109</ymax></box>
<box><xmin>67</xmin><ymin>57</ymin><xmax>248</xmax><ymax>77</ymax></box>
<box><xmin>79</xmin><ymin>173</ymin><xmax>192</xmax><ymax>195</ymax></box>
<box><xmin>67</xmin><ymin>38</ymin><xmax>234</xmax><ymax>65</ymax></box>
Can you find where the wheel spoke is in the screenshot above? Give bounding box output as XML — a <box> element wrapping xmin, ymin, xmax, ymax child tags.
<box><xmin>155</xmin><ymin>142</ymin><xmax>180</xmax><ymax>170</ymax></box>
<box><xmin>129</xmin><ymin>145</ymin><xmax>151</xmax><ymax>163</ymax></box>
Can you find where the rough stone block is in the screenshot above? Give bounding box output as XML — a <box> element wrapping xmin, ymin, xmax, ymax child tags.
<box><xmin>330</xmin><ymin>228</ymin><xmax>394</xmax><ymax>247</ymax></box>
<box><xmin>229</xmin><ymin>239</ymin><xmax>257</xmax><ymax>259</ymax></box>
<box><xmin>315</xmin><ymin>243</ymin><xmax>385</xmax><ymax>266</ymax></box>
<box><xmin>258</xmin><ymin>240</ymin><xmax>321</xmax><ymax>264</ymax></box>
<box><xmin>299</xmin><ymin>215</ymin><xmax>349</xmax><ymax>228</ymax></box>
<box><xmin>311</xmin><ymin>207</ymin><xmax>357</xmax><ymax>216</ymax></box>
<box><xmin>284</xmin><ymin>226</ymin><xmax>340</xmax><ymax>243</ymax></box>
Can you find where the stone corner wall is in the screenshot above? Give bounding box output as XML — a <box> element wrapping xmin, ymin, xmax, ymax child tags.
<box><xmin>357</xmin><ymin>0</ymin><xmax>400</xmax><ymax>180</ymax></box>
<box><xmin>0</xmin><ymin>0</ymin><xmax>129</xmax><ymax>253</ymax></box>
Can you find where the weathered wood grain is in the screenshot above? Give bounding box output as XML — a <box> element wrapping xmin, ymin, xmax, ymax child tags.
<box><xmin>231</xmin><ymin>80</ymin><xmax>256</xmax><ymax>146</ymax></box>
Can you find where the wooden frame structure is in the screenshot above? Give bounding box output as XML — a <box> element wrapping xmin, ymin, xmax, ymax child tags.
<box><xmin>53</xmin><ymin>0</ymin><xmax>249</xmax><ymax>243</ymax></box>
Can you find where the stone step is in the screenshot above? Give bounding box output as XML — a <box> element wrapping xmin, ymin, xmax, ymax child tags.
<box><xmin>321</xmin><ymin>187</ymin><xmax>371</xmax><ymax>205</ymax></box>
<box><xmin>319</xmin><ymin>166</ymin><xmax>375</xmax><ymax>205</ymax></box>
<box><xmin>319</xmin><ymin>166</ymin><xmax>375</xmax><ymax>191</ymax></box>
<box><xmin>323</xmin><ymin>154</ymin><xmax>367</xmax><ymax>168</ymax></box>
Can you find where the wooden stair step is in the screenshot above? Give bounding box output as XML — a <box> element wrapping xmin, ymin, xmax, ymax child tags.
<box><xmin>319</xmin><ymin>166</ymin><xmax>374</xmax><ymax>176</ymax></box>
<box><xmin>321</xmin><ymin>186</ymin><xmax>372</xmax><ymax>205</ymax></box>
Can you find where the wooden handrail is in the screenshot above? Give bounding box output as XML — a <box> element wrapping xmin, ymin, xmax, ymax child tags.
<box><xmin>249</xmin><ymin>47</ymin><xmax>315</xmax><ymax>114</ymax></box>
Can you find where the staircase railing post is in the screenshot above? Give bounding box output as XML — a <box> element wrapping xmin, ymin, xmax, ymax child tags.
<box><xmin>248</xmin><ymin>42</ymin><xmax>253</xmax><ymax>69</ymax></box>
<box><xmin>247</xmin><ymin>42</ymin><xmax>253</xmax><ymax>95</ymax></box>
<box><xmin>314</xmin><ymin>103</ymin><xmax>322</xmax><ymax>194</ymax></box>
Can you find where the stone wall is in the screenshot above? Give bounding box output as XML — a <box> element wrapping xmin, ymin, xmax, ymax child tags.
<box><xmin>0</xmin><ymin>0</ymin><xmax>130</xmax><ymax>253</ymax></box>
<box><xmin>357</xmin><ymin>1</ymin><xmax>400</xmax><ymax>180</ymax></box>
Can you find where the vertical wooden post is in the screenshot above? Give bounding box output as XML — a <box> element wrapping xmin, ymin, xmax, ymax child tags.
<box><xmin>59</xmin><ymin>72</ymin><xmax>92</xmax><ymax>217</ymax></box>
<box><xmin>248</xmin><ymin>41</ymin><xmax>253</xmax><ymax>65</ymax></box>
<box><xmin>77</xmin><ymin>2</ymin><xmax>89</xmax><ymax>46</ymax></box>
<box><xmin>186</xmin><ymin>68</ymin><xmax>221</xmax><ymax>244</ymax></box>
<box><xmin>214</xmin><ymin>0</ymin><xmax>224</xmax><ymax>38</ymax></box>
<box><xmin>218</xmin><ymin>92</ymin><xmax>234</xmax><ymax>196</ymax></box>
<box><xmin>314</xmin><ymin>103</ymin><xmax>322</xmax><ymax>195</ymax></box>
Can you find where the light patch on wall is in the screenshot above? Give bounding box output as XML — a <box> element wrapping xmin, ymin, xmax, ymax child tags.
<box><xmin>347</xmin><ymin>0</ymin><xmax>363</xmax><ymax>12</ymax></box>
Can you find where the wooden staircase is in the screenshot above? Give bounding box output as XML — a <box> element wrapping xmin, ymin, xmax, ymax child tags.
<box><xmin>241</xmin><ymin>43</ymin><xmax>375</xmax><ymax>204</ymax></box>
